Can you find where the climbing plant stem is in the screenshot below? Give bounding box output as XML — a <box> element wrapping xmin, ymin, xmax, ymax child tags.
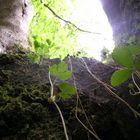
<box><xmin>48</xmin><ymin>71</ymin><xmax>69</xmax><ymax>140</ymax></box>
<box><xmin>68</xmin><ymin>57</ymin><xmax>100</xmax><ymax>140</ymax></box>
<box><xmin>53</xmin><ymin>101</ymin><xmax>69</xmax><ymax>140</ymax></box>
<box><xmin>132</xmin><ymin>73</ymin><xmax>140</xmax><ymax>93</ymax></box>
<box><xmin>81</xmin><ymin>58</ymin><xmax>140</xmax><ymax>118</ymax></box>
<box><xmin>48</xmin><ymin>71</ymin><xmax>54</xmax><ymax>98</ymax></box>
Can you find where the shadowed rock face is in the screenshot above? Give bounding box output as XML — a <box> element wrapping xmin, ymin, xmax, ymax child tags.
<box><xmin>0</xmin><ymin>0</ymin><xmax>33</xmax><ymax>53</ymax></box>
<box><xmin>100</xmin><ymin>0</ymin><xmax>140</xmax><ymax>45</ymax></box>
<box><xmin>0</xmin><ymin>54</ymin><xmax>140</xmax><ymax>140</ymax></box>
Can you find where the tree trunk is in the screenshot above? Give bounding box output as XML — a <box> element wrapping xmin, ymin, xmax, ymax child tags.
<box><xmin>0</xmin><ymin>0</ymin><xmax>33</xmax><ymax>53</ymax></box>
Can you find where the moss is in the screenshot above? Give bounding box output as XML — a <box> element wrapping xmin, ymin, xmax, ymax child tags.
<box><xmin>0</xmin><ymin>54</ymin><xmax>65</xmax><ymax>140</ymax></box>
<box><xmin>0</xmin><ymin>53</ymin><xmax>140</xmax><ymax>140</ymax></box>
<box><xmin>0</xmin><ymin>82</ymin><xmax>65</xmax><ymax>139</ymax></box>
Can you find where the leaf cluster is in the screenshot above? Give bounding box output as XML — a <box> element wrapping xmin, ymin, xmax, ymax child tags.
<box><xmin>111</xmin><ymin>45</ymin><xmax>140</xmax><ymax>86</ymax></box>
<box><xmin>49</xmin><ymin>62</ymin><xmax>76</xmax><ymax>100</ymax></box>
<box><xmin>30</xmin><ymin>0</ymin><xmax>78</xmax><ymax>60</ymax></box>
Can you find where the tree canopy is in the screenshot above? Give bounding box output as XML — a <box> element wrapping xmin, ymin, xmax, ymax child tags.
<box><xmin>30</xmin><ymin>0</ymin><xmax>79</xmax><ymax>60</ymax></box>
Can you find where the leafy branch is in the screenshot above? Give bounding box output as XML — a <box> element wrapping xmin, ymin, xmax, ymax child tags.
<box><xmin>111</xmin><ymin>45</ymin><xmax>140</xmax><ymax>87</ymax></box>
<box><xmin>40</xmin><ymin>0</ymin><xmax>101</xmax><ymax>35</ymax></box>
<box><xmin>110</xmin><ymin>43</ymin><xmax>140</xmax><ymax>109</ymax></box>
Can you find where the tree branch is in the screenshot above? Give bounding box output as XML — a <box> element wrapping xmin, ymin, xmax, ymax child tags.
<box><xmin>40</xmin><ymin>0</ymin><xmax>101</xmax><ymax>35</ymax></box>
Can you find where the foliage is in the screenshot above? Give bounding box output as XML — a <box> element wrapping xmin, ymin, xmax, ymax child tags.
<box><xmin>58</xmin><ymin>83</ymin><xmax>76</xmax><ymax>99</ymax></box>
<box><xmin>111</xmin><ymin>45</ymin><xmax>140</xmax><ymax>86</ymax></box>
<box><xmin>111</xmin><ymin>69</ymin><xmax>133</xmax><ymax>87</ymax></box>
<box><xmin>0</xmin><ymin>83</ymin><xmax>65</xmax><ymax>139</ymax></box>
<box><xmin>49</xmin><ymin>62</ymin><xmax>71</xmax><ymax>80</ymax></box>
<box><xmin>49</xmin><ymin>62</ymin><xmax>76</xmax><ymax>100</ymax></box>
<box><xmin>30</xmin><ymin>0</ymin><xmax>78</xmax><ymax>101</ymax></box>
<box><xmin>30</xmin><ymin>0</ymin><xmax>79</xmax><ymax>60</ymax></box>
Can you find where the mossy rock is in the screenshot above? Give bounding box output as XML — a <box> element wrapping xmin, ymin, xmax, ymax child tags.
<box><xmin>0</xmin><ymin>53</ymin><xmax>140</xmax><ymax>140</ymax></box>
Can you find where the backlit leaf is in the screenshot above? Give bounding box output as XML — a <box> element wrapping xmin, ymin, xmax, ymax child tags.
<box><xmin>112</xmin><ymin>45</ymin><xmax>140</xmax><ymax>69</ymax></box>
<box><xmin>111</xmin><ymin>69</ymin><xmax>133</xmax><ymax>87</ymax></box>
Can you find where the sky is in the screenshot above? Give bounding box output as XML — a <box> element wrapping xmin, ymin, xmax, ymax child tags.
<box><xmin>68</xmin><ymin>0</ymin><xmax>115</xmax><ymax>60</ymax></box>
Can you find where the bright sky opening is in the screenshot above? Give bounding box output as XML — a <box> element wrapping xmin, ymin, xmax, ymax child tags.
<box><xmin>68</xmin><ymin>0</ymin><xmax>115</xmax><ymax>61</ymax></box>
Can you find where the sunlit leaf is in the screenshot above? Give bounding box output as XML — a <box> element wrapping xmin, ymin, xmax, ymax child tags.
<box><xmin>112</xmin><ymin>45</ymin><xmax>140</xmax><ymax>69</ymax></box>
<box><xmin>111</xmin><ymin>69</ymin><xmax>133</xmax><ymax>87</ymax></box>
<box><xmin>31</xmin><ymin>0</ymin><xmax>78</xmax><ymax>59</ymax></box>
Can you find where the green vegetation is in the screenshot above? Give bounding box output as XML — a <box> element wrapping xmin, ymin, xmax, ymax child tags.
<box><xmin>111</xmin><ymin>45</ymin><xmax>140</xmax><ymax>87</ymax></box>
<box><xmin>0</xmin><ymin>53</ymin><xmax>66</xmax><ymax>139</ymax></box>
<box><xmin>30</xmin><ymin>0</ymin><xmax>78</xmax><ymax>60</ymax></box>
<box><xmin>49</xmin><ymin>62</ymin><xmax>72</xmax><ymax>81</ymax></box>
<box><xmin>49</xmin><ymin>62</ymin><xmax>76</xmax><ymax>100</ymax></box>
<box><xmin>1</xmin><ymin>0</ymin><xmax>140</xmax><ymax>139</ymax></box>
<box><xmin>30</xmin><ymin>0</ymin><xmax>77</xmax><ymax>103</ymax></box>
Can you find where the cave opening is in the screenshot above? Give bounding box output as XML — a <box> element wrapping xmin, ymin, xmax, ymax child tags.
<box><xmin>70</xmin><ymin>0</ymin><xmax>115</xmax><ymax>61</ymax></box>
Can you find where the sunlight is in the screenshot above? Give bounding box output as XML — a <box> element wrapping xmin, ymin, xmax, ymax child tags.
<box><xmin>70</xmin><ymin>0</ymin><xmax>115</xmax><ymax>61</ymax></box>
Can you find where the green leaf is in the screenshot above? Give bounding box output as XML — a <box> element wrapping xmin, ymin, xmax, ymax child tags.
<box><xmin>58</xmin><ymin>83</ymin><xmax>76</xmax><ymax>100</ymax></box>
<box><xmin>112</xmin><ymin>47</ymin><xmax>132</xmax><ymax>68</ymax></box>
<box><xmin>49</xmin><ymin>62</ymin><xmax>72</xmax><ymax>80</ymax></box>
<box><xmin>49</xmin><ymin>64</ymin><xmax>58</xmax><ymax>75</ymax></box>
<box><xmin>112</xmin><ymin>46</ymin><xmax>140</xmax><ymax>69</ymax></box>
<box><xmin>129</xmin><ymin>45</ymin><xmax>140</xmax><ymax>54</ymax></box>
<box><xmin>111</xmin><ymin>69</ymin><xmax>133</xmax><ymax>87</ymax></box>
<box><xmin>31</xmin><ymin>0</ymin><xmax>79</xmax><ymax>59</ymax></box>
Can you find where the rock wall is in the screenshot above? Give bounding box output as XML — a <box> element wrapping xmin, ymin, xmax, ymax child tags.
<box><xmin>0</xmin><ymin>0</ymin><xmax>33</xmax><ymax>53</ymax></box>
<box><xmin>0</xmin><ymin>53</ymin><xmax>140</xmax><ymax>140</ymax></box>
<box><xmin>100</xmin><ymin>0</ymin><xmax>140</xmax><ymax>45</ymax></box>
